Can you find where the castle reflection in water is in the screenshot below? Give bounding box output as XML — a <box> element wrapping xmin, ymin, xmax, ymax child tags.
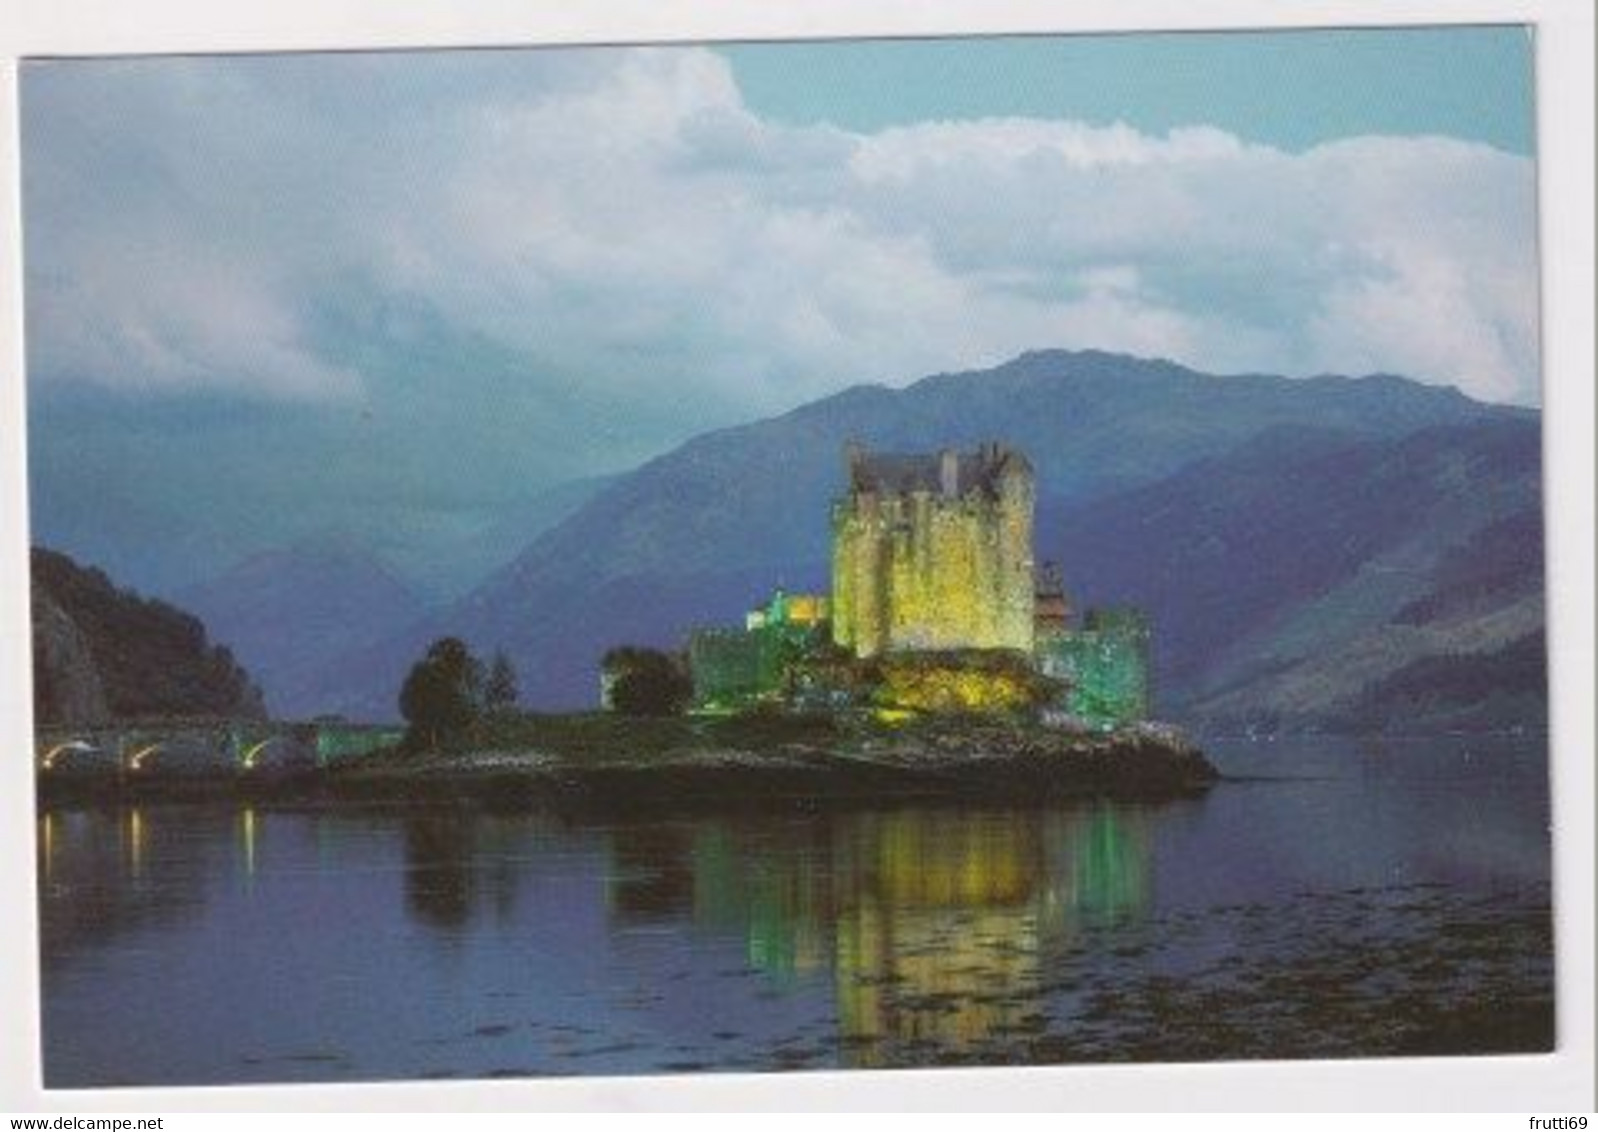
<box><xmin>604</xmin><ymin>805</ymin><xmax>1153</xmax><ymax>1067</ymax></box>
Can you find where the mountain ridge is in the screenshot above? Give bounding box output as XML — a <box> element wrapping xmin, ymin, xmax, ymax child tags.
<box><xmin>177</xmin><ymin>540</ymin><xmax>429</xmax><ymax>720</ymax></box>
<box><xmin>296</xmin><ymin>349</ymin><xmax>1537</xmax><ymax>727</ymax></box>
<box><xmin>467</xmin><ymin>350</ymin><xmax>1509</xmax><ymax>597</ymax></box>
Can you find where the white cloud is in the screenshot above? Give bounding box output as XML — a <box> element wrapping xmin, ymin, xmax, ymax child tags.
<box><xmin>29</xmin><ymin>248</ymin><xmax>363</xmax><ymax>401</ymax></box>
<box><xmin>23</xmin><ymin>47</ymin><xmax>1541</xmax><ymax>411</ymax></box>
<box><xmin>851</xmin><ymin>119</ymin><xmax>1249</xmax><ymax>180</ymax></box>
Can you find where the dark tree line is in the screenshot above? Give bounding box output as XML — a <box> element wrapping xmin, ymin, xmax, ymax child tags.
<box><xmin>31</xmin><ymin>547</ymin><xmax>265</xmax><ymax>723</ymax></box>
<box><xmin>399</xmin><ymin>638</ymin><xmax>519</xmax><ymax>748</ymax></box>
<box><xmin>399</xmin><ymin>637</ymin><xmax>692</xmax><ymax>748</ymax></box>
<box><xmin>601</xmin><ymin>646</ymin><xmax>692</xmax><ymax>716</ymax></box>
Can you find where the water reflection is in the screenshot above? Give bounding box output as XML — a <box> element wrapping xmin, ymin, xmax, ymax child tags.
<box><xmin>1059</xmin><ymin>807</ymin><xmax>1152</xmax><ymax>927</ymax></box>
<box><xmin>382</xmin><ymin>801</ymin><xmax>1153</xmax><ymax>1063</ymax></box>
<box><xmin>238</xmin><ymin>807</ymin><xmax>258</xmax><ymax>882</ymax></box>
<box><xmin>843</xmin><ymin>808</ymin><xmax>1150</xmax><ymax>1064</ymax></box>
<box><xmin>31</xmin><ymin>797</ymin><xmax>1174</xmax><ymax>1070</ymax></box>
<box><xmin>621</xmin><ymin>804</ymin><xmax>1155</xmax><ymax>1064</ymax></box>
<box><xmin>609</xmin><ymin>826</ymin><xmax>696</xmax><ymax>922</ymax></box>
<box><xmin>41</xmin><ymin>810</ymin><xmax>55</xmax><ymax>889</ymax></box>
<box><xmin>831</xmin><ymin>811</ymin><xmax>1046</xmax><ymax>1063</ymax></box>
<box><xmin>36</xmin><ymin>740</ymin><xmax>1554</xmax><ymax>1083</ymax></box>
<box><xmin>689</xmin><ymin>820</ymin><xmax>832</xmax><ymax>981</ymax></box>
<box><xmin>124</xmin><ymin>808</ymin><xmax>145</xmax><ymax>882</ymax></box>
<box><xmin>38</xmin><ymin>806</ymin><xmax>214</xmax><ymax>969</ymax></box>
<box><xmin>402</xmin><ymin>811</ymin><xmax>478</xmax><ymax>929</ymax></box>
<box><xmin>401</xmin><ymin>810</ymin><xmax>539</xmax><ymax>929</ymax></box>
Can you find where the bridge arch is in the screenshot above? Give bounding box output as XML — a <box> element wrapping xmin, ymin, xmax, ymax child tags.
<box><xmin>124</xmin><ymin>743</ymin><xmax>163</xmax><ymax>772</ymax></box>
<box><xmin>38</xmin><ymin>739</ymin><xmax>96</xmax><ymax>771</ymax></box>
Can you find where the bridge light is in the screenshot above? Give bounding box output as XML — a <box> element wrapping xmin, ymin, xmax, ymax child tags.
<box><xmin>39</xmin><ymin>739</ymin><xmax>93</xmax><ymax>771</ymax></box>
<box><xmin>127</xmin><ymin>744</ymin><xmax>160</xmax><ymax>771</ymax></box>
<box><xmin>240</xmin><ymin>739</ymin><xmax>274</xmax><ymax>771</ymax></box>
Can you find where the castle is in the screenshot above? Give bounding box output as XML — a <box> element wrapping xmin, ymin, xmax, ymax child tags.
<box><xmin>659</xmin><ymin>441</ymin><xmax>1150</xmax><ymax>727</ymax></box>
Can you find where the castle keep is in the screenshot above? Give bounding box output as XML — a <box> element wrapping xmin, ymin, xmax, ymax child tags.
<box><xmin>831</xmin><ymin>442</ymin><xmax>1035</xmax><ymax>658</ymax></box>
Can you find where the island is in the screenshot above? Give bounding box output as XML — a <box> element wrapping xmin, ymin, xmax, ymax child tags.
<box><xmin>324</xmin><ymin>711</ymin><xmax>1216</xmax><ymax>808</ymax></box>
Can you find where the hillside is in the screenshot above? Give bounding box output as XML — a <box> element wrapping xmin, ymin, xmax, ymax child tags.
<box><xmin>1039</xmin><ymin>419</ymin><xmax>1544</xmax><ymax>733</ymax></box>
<box><xmin>178</xmin><ymin>540</ymin><xmax>428</xmax><ymax>719</ymax></box>
<box><xmin>301</xmin><ymin>350</ymin><xmax>1535</xmax><ymax>729</ymax></box>
<box><xmin>31</xmin><ymin>548</ymin><xmax>266</xmax><ymax>726</ymax></box>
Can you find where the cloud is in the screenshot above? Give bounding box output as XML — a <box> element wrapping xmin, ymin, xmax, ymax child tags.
<box><xmin>20</xmin><ymin>45</ymin><xmax>1543</xmax><ymax>599</ymax></box>
<box><xmin>29</xmin><ymin>248</ymin><xmax>363</xmax><ymax>401</ymax></box>
<box><xmin>24</xmin><ymin>46</ymin><xmax>1540</xmax><ymax>417</ymax></box>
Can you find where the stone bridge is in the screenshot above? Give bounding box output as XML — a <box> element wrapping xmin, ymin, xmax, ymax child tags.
<box><xmin>34</xmin><ymin>719</ymin><xmax>404</xmax><ymax>774</ymax></box>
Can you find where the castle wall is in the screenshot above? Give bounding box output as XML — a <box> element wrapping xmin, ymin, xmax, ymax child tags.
<box><xmin>687</xmin><ymin>628</ymin><xmax>779</xmax><ymax>709</ymax></box>
<box><xmin>1036</xmin><ymin>609</ymin><xmax>1152</xmax><ymax>728</ymax></box>
<box><xmin>688</xmin><ymin>617</ymin><xmax>830</xmax><ymax>711</ymax></box>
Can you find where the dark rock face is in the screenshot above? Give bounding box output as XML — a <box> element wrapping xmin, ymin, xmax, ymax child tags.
<box><xmin>30</xmin><ymin>548</ymin><xmax>266</xmax><ymax>724</ymax></box>
<box><xmin>31</xmin><ymin>590</ymin><xmax>110</xmax><ymax>727</ymax></box>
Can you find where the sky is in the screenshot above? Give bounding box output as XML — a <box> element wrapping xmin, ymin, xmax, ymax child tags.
<box><xmin>722</xmin><ymin>28</ymin><xmax>1535</xmax><ymax>152</ymax></box>
<box><xmin>22</xmin><ymin>26</ymin><xmax>1540</xmax><ymax>599</ymax></box>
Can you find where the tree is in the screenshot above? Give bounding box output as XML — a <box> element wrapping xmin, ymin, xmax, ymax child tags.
<box><xmin>399</xmin><ymin>637</ymin><xmax>484</xmax><ymax>749</ymax></box>
<box><xmin>601</xmin><ymin>646</ymin><xmax>692</xmax><ymax>717</ymax></box>
<box><xmin>483</xmin><ymin>650</ymin><xmax>519</xmax><ymax>716</ymax></box>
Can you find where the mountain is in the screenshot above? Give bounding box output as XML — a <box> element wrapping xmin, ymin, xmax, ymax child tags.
<box><xmin>422</xmin><ymin>473</ymin><xmax>621</xmax><ymax>601</ymax></box>
<box><xmin>177</xmin><ymin>539</ymin><xmax>429</xmax><ymax>719</ymax></box>
<box><xmin>467</xmin><ymin>350</ymin><xmax>1501</xmax><ymax>598</ymax></box>
<box><xmin>1038</xmin><ymin>419</ymin><xmax>1544</xmax><ymax>732</ymax></box>
<box><xmin>305</xmin><ymin>350</ymin><xmax>1534</xmax><ymax>727</ymax></box>
<box><xmin>31</xmin><ymin>548</ymin><xmax>266</xmax><ymax>726</ymax></box>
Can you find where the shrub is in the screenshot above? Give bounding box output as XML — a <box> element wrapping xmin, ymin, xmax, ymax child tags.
<box><xmin>601</xmin><ymin>646</ymin><xmax>692</xmax><ymax>717</ymax></box>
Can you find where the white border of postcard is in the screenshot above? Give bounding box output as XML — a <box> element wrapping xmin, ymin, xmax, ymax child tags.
<box><xmin>0</xmin><ymin>0</ymin><xmax>1591</xmax><ymax>1113</ymax></box>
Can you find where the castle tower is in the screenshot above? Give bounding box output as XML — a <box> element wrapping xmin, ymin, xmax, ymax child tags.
<box><xmin>831</xmin><ymin>442</ymin><xmax>1036</xmax><ymax>659</ymax></box>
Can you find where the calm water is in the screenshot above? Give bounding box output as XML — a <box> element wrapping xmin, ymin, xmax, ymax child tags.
<box><xmin>38</xmin><ymin>736</ymin><xmax>1553</xmax><ymax>1087</ymax></box>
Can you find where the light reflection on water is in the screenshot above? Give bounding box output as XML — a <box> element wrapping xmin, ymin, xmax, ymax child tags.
<box><xmin>37</xmin><ymin>736</ymin><xmax>1553</xmax><ymax>1086</ymax></box>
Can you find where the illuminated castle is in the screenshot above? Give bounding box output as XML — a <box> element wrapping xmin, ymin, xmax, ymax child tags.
<box><xmin>670</xmin><ymin>439</ymin><xmax>1150</xmax><ymax>727</ymax></box>
<box><xmin>830</xmin><ymin>442</ymin><xmax>1036</xmax><ymax>658</ymax></box>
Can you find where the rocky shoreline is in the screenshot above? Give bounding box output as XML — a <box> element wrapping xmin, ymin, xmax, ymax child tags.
<box><xmin>35</xmin><ymin>715</ymin><xmax>1218</xmax><ymax>810</ymax></box>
